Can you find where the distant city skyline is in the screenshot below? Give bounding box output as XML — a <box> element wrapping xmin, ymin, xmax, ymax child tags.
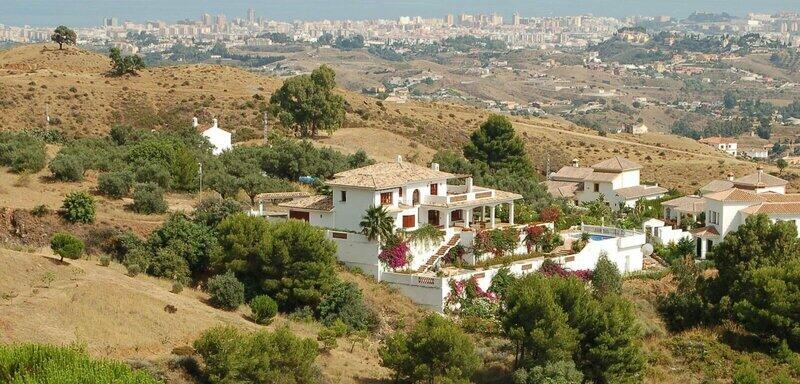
<box><xmin>2</xmin><ymin>0</ymin><xmax>800</xmax><ymax>27</ymax></box>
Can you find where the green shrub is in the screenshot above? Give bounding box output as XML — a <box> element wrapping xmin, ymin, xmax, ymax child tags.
<box><xmin>50</xmin><ymin>232</ymin><xmax>85</xmax><ymax>262</ymax></box>
<box><xmin>135</xmin><ymin>162</ymin><xmax>171</xmax><ymax>189</ymax></box>
<box><xmin>61</xmin><ymin>191</ymin><xmax>95</xmax><ymax>223</ymax></box>
<box><xmin>97</xmin><ymin>171</ymin><xmax>134</xmax><ymax>199</ymax></box>
<box><xmin>379</xmin><ymin>314</ymin><xmax>479</xmax><ymax>383</ymax></box>
<box><xmin>192</xmin><ymin>197</ymin><xmax>244</xmax><ymax>228</ymax></box>
<box><xmin>122</xmin><ymin>246</ymin><xmax>151</xmax><ymax>276</ymax></box>
<box><xmin>99</xmin><ymin>254</ymin><xmax>111</xmax><ymax>266</ymax></box>
<box><xmin>48</xmin><ymin>153</ymin><xmax>85</xmax><ymax>181</ymax></box>
<box><xmin>317</xmin><ymin>319</ymin><xmax>348</xmax><ymax>352</ymax></box>
<box><xmin>0</xmin><ymin>343</ymin><xmax>160</xmax><ymax>383</ymax></box>
<box><xmin>172</xmin><ymin>280</ymin><xmax>184</xmax><ymax>293</ymax></box>
<box><xmin>31</xmin><ymin>204</ymin><xmax>50</xmax><ymax>216</ymax></box>
<box><xmin>132</xmin><ymin>183</ymin><xmax>168</xmax><ymax>214</ymax></box>
<box><xmin>591</xmin><ymin>253</ymin><xmax>622</xmax><ymax>297</ymax></box>
<box><xmin>0</xmin><ymin>133</ymin><xmax>47</xmax><ymax>173</ymax></box>
<box><xmin>250</xmin><ymin>295</ymin><xmax>278</xmax><ymax>324</ymax></box>
<box><xmin>207</xmin><ymin>272</ymin><xmax>245</xmax><ymax>310</ymax></box>
<box><xmin>513</xmin><ymin>360</ymin><xmax>584</xmax><ymax>384</ymax></box>
<box><xmin>193</xmin><ymin>326</ymin><xmax>318</xmax><ymax>384</ymax></box>
<box><xmin>316</xmin><ymin>281</ymin><xmax>378</xmax><ymax>332</ymax></box>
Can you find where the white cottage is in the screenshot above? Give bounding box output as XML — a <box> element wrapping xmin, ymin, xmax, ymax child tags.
<box><xmin>198</xmin><ymin>118</ymin><xmax>232</xmax><ymax>155</ymax></box>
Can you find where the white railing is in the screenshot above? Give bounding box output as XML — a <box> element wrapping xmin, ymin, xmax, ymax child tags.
<box><xmin>581</xmin><ymin>224</ymin><xmax>642</xmax><ymax>238</ymax></box>
<box><xmin>424</xmin><ymin>188</ymin><xmax>496</xmax><ymax>206</ymax></box>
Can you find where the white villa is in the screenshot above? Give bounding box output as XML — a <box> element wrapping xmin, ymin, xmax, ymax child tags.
<box><xmin>653</xmin><ymin>168</ymin><xmax>795</xmax><ymax>259</ymax></box>
<box><xmin>272</xmin><ymin>156</ymin><xmax>646</xmax><ymax>311</ymax></box>
<box><xmin>197</xmin><ymin>117</ymin><xmax>232</xmax><ymax>155</ymax></box>
<box><xmin>699</xmin><ymin>136</ymin><xmax>738</xmax><ymax>157</ymax></box>
<box><xmin>544</xmin><ymin>157</ymin><xmax>667</xmax><ymax>210</ymax></box>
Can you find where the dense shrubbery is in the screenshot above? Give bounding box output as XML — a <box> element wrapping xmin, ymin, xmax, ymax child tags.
<box><xmin>316</xmin><ymin>281</ymin><xmax>378</xmax><ymax>332</ymax></box>
<box><xmin>61</xmin><ymin>191</ymin><xmax>95</xmax><ymax>223</ymax></box>
<box><xmin>97</xmin><ymin>171</ymin><xmax>134</xmax><ymax>198</ymax></box>
<box><xmin>0</xmin><ymin>132</ymin><xmax>47</xmax><ymax>173</ymax></box>
<box><xmin>132</xmin><ymin>183</ymin><xmax>168</xmax><ymax>214</ymax></box>
<box><xmin>50</xmin><ymin>232</ymin><xmax>84</xmax><ymax>262</ymax></box>
<box><xmin>147</xmin><ymin>213</ymin><xmax>221</xmax><ymax>281</ymax></box>
<box><xmin>0</xmin><ymin>344</ymin><xmax>159</xmax><ymax>383</ymax></box>
<box><xmin>48</xmin><ymin>153</ymin><xmax>85</xmax><ymax>181</ymax></box>
<box><xmin>207</xmin><ymin>271</ymin><xmax>245</xmax><ymax>310</ymax></box>
<box><xmin>194</xmin><ymin>326</ymin><xmax>319</xmax><ymax>384</ymax></box>
<box><xmin>380</xmin><ymin>314</ymin><xmax>480</xmax><ymax>383</ymax></box>
<box><xmin>215</xmin><ymin>215</ymin><xmax>337</xmax><ymax>310</ymax></box>
<box><xmin>250</xmin><ymin>295</ymin><xmax>278</xmax><ymax>324</ymax></box>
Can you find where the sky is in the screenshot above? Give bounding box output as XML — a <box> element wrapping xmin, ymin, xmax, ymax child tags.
<box><xmin>1</xmin><ymin>0</ymin><xmax>800</xmax><ymax>27</ymax></box>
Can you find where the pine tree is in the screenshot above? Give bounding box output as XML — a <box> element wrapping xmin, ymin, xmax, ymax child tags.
<box><xmin>591</xmin><ymin>253</ymin><xmax>623</xmax><ymax>297</ymax></box>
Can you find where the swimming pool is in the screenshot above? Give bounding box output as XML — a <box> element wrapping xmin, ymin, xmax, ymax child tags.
<box><xmin>588</xmin><ymin>234</ymin><xmax>614</xmax><ymax>241</ymax></box>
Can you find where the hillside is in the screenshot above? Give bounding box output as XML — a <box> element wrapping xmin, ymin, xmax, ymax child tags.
<box><xmin>0</xmin><ymin>245</ymin><xmax>427</xmax><ymax>383</ymax></box>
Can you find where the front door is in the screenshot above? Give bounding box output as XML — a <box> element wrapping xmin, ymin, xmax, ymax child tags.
<box><xmin>428</xmin><ymin>210</ymin><xmax>440</xmax><ymax>227</ymax></box>
<box><xmin>696</xmin><ymin>238</ymin><xmax>702</xmax><ymax>258</ymax></box>
<box><xmin>289</xmin><ymin>210</ymin><xmax>310</xmax><ymax>222</ymax></box>
<box><xmin>451</xmin><ymin>210</ymin><xmax>462</xmax><ymax>222</ymax></box>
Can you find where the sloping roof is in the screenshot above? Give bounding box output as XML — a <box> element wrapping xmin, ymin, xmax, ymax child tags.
<box><xmin>733</xmin><ymin>172</ymin><xmax>788</xmax><ymax>188</ymax></box>
<box><xmin>256</xmin><ymin>191</ymin><xmax>311</xmax><ymax>201</ymax></box>
<box><xmin>279</xmin><ymin>195</ymin><xmax>334</xmax><ymax>212</ymax></box>
<box><xmin>591</xmin><ymin>156</ymin><xmax>641</xmax><ymax>172</ymax></box>
<box><xmin>662</xmin><ymin>195</ymin><xmax>705</xmax><ymax>213</ymax></box>
<box><xmin>543</xmin><ymin>180</ymin><xmax>580</xmax><ymax>198</ymax></box>
<box><xmin>550</xmin><ymin>166</ymin><xmax>595</xmax><ymax>181</ymax></box>
<box><xmin>690</xmin><ymin>226</ymin><xmax>719</xmax><ymax>237</ymax></box>
<box><xmin>703</xmin><ymin>188</ymin><xmax>761</xmax><ymax>202</ymax></box>
<box><xmin>700</xmin><ymin>179</ymin><xmax>734</xmax><ymax>194</ymax></box>
<box><xmin>614</xmin><ymin>185</ymin><xmax>668</xmax><ymax>199</ymax></box>
<box><xmin>328</xmin><ymin>161</ymin><xmax>455</xmax><ymax>190</ymax></box>
<box><xmin>699</xmin><ymin>136</ymin><xmax>736</xmax><ymax>145</ymax></box>
<box><xmin>583</xmin><ymin>172</ymin><xmax>619</xmax><ymax>182</ymax></box>
<box><xmin>742</xmin><ymin>202</ymin><xmax>800</xmax><ymax>215</ymax></box>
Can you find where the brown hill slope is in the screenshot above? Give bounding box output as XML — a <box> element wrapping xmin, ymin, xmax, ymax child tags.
<box><xmin>0</xmin><ymin>44</ymin><xmax>785</xmax><ymax>193</ymax></box>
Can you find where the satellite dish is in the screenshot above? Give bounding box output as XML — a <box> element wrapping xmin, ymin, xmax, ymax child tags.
<box><xmin>641</xmin><ymin>243</ymin><xmax>654</xmax><ymax>257</ymax></box>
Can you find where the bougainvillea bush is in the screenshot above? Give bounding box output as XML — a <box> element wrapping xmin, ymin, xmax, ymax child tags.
<box><xmin>446</xmin><ymin>276</ymin><xmax>500</xmax><ymax>334</ymax></box>
<box><xmin>538</xmin><ymin>259</ymin><xmax>592</xmax><ymax>281</ymax></box>
<box><xmin>379</xmin><ymin>241</ymin><xmax>411</xmax><ymax>269</ymax></box>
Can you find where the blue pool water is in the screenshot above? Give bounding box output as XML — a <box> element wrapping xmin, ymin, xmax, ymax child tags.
<box><xmin>589</xmin><ymin>234</ymin><xmax>614</xmax><ymax>241</ymax></box>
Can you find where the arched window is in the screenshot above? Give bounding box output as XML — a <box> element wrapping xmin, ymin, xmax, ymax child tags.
<box><xmin>412</xmin><ymin>189</ymin><xmax>420</xmax><ymax>205</ymax></box>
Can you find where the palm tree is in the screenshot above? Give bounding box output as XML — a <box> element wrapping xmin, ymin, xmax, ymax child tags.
<box><xmin>360</xmin><ymin>205</ymin><xmax>394</xmax><ymax>245</ymax></box>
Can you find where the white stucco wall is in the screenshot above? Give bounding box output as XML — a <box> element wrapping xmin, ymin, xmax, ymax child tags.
<box><xmin>331</xmin><ymin>187</ymin><xmax>377</xmax><ymax>233</ymax></box>
<box><xmin>202</xmin><ymin>127</ymin><xmax>232</xmax><ymax>155</ymax></box>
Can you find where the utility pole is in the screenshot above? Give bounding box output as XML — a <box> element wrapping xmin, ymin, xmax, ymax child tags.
<box><xmin>198</xmin><ymin>162</ymin><xmax>203</xmax><ymax>193</ymax></box>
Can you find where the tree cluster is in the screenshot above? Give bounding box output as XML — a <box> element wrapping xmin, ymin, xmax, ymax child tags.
<box><xmin>269</xmin><ymin>65</ymin><xmax>346</xmax><ymax>137</ymax></box>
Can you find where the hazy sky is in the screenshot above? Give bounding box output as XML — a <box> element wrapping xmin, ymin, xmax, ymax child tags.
<box><xmin>2</xmin><ymin>0</ymin><xmax>800</xmax><ymax>27</ymax></box>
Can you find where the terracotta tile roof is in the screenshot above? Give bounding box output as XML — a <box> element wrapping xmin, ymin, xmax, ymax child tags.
<box><xmin>700</xmin><ymin>179</ymin><xmax>734</xmax><ymax>194</ymax></box>
<box><xmin>279</xmin><ymin>195</ymin><xmax>334</xmax><ymax>211</ymax></box>
<box><xmin>591</xmin><ymin>156</ymin><xmax>641</xmax><ymax>172</ymax></box>
<box><xmin>614</xmin><ymin>185</ymin><xmax>668</xmax><ymax>199</ymax></box>
<box><xmin>662</xmin><ymin>195</ymin><xmax>705</xmax><ymax>213</ymax></box>
<box><xmin>256</xmin><ymin>191</ymin><xmax>311</xmax><ymax>201</ymax></box>
<box><xmin>733</xmin><ymin>172</ymin><xmax>788</xmax><ymax>188</ymax></box>
<box><xmin>550</xmin><ymin>166</ymin><xmax>594</xmax><ymax>181</ymax></box>
<box><xmin>703</xmin><ymin>188</ymin><xmax>761</xmax><ymax>202</ymax></box>
<box><xmin>543</xmin><ymin>180</ymin><xmax>580</xmax><ymax>198</ymax></box>
<box><xmin>583</xmin><ymin>172</ymin><xmax>619</xmax><ymax>182</ymax></box>
<box><xmin>742</xmin><ymin>202</ymin><xmax>800</xmax><ymax>215</ymax></box>
<box><xmin>758</xmin><ymin>193</ymin><xmax>800</xmax><ymax>202</ymax></box>
<box><xmin>690</xmin><ymin>226</ymin><xmax>719</xmax><ymax>237</ymax></box>
<box><xmin>328</xmin><ymin>161</ymin><xmax>455</xmax><ymax>189</ymax></box>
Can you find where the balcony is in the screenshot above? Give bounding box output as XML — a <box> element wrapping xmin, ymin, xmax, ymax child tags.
<box><xmin>423</xmin><ymin>186</ymin><xmax>496</xmax><ymax>207</ymax></box>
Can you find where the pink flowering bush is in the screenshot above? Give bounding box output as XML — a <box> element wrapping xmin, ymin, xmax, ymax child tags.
<box><xmin>378</xmin><ymin>241</ymin><xmax>411</xmax><ymax>269</ymax></box>
<box><xmin>539</xmin><ymin>259</ymin><xmax>593</xmax><ymax>281</ymax></box>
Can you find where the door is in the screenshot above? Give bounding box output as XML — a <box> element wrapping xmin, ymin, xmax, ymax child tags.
<box><xmin>428</xmin><ymin>210</ymin><xmax>440</xmax><ymax>227</ymax></box>
<box><xmin>696</xmin><ymin>238</ymin><xmax>702</xmax><ymax>258</ymax></box>
<box><xmin>412</xmin><ymin>189</ymin><xmax>420</xmax><ymax>205</ymax></box>
<box><xmin>451</xmin><ymin>210</ymin><xmax>462</xmax><ymax>222</ymax></box>
<box><xmin>289</xmin><ymin>210</ymin><xmax>310</xmax><ymax>222</ymax></box>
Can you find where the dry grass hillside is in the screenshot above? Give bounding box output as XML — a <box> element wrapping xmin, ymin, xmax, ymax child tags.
<box><xmin>2</xmin><ymin>43</ymin><xmax>787</xmax><ymax>194</ymax></box>
<box><xmin>0</xmin><ymin>246</ymin><xmax>426</xmax><ymax>383</ymax></box>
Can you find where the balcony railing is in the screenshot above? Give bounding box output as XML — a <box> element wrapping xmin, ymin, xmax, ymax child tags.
<box><xmin>423</xmin><ymin>187</ymin><xmax>496</xmax><ymax>206</ymax></box>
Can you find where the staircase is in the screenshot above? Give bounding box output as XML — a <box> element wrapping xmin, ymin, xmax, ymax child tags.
<box><xmin>417</xmin><ymin>234</ymin><xmax>461</xmax><ymax>273</ymax></box>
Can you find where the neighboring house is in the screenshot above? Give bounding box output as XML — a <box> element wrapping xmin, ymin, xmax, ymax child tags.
<box><xmin>699</xmin><ymin>136</ymin><xmax>738</xmax><ymax>156</ymax></box>
<box><xmin>625</xmin><ymin>123</ymin><xmax>648</xmax><ymax>135</ymax></box>
<box><xmin>672</xmin><ymin>169</ymin><xmax>792</xmax><ymax>259</ymax></box>
<box><xmin>198</xmin><ymin>117</ymin><xmax>232</xmax><ymax>155</ymax></box>
<box><xmin>543</xmin><ymin>157</ymin><xmax>667</xmax><ymax>210</ymax></box>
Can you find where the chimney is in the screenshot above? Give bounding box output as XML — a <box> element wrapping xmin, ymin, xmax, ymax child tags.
<box><xmin>757</xmin><ymin>166</ymin><xmax>764</xmax><ymax>183</ymax></box>
<box><xmin>572</xmin><ymin>158</ymin><xmax>580</xmax><ymax>167</ymax></box>
<box><xmin>192</xmin><ymin>117</ymin><xmax>199</xmax><ymax>128</ymax></box>
<box><xmin>212</xmin><ymin>118</ymin><xmax>218</xmax><ymax>128</ymax></box>
<box><xmin>431</xmin><ymin>162</ymin><xmax>440</xmax><ymax>171</ymax></box>
<box><xmin>396</xmin><ymin>155</ymin><xmax>403</xmax><ymax>164</ymax></box>
<box><xmin>727</xmin><ymin>172</ymin><xmax>734</xmax><ymax>181</ymax></box>
<box><xmin>465</xmin><ymin>177</ymin><xmax>473</xmax><ymax>193</ymax></box>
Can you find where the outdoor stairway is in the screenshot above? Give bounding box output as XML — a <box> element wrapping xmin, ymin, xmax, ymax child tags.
<box><xmin>417</xmin><ymin>234</ymin><xmax>461</xmax><ymax>273</ymax></box>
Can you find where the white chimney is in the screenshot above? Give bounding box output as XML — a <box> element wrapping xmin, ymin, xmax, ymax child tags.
<box><xmin>572</xmin><ymin>158</ymin><xmax>580</xmax><ymax>167</ymax></box>
<box><xmin>396</xmin><ymin>155</ymin><xmax>403</xmax><ymax>164</ymax></box>
<box><xmin>727</xmin><ymin>172</ymin><xmax>735</xmax><ymax>181</ymax></box>
<box><xmin>431</xmin><ymin>162</ymin><xmax>440</xmax><ymax>171</ymax></box>
<box><xmin>192</xmin><ymin>117</ymin><xmax>199</xmax><ymax>128</ymax></box>
<box><xmin>212</xmin><ymin>118</ymin><xmax>218</xmax><ymax>128</ymax></box>
<box><xmin>757</xmin><ymin>166</ymin><xmax>764</xmax><ymax>183</ymax></box>
<box><xmin>465</xmin><ymin>177</ymin><xmax>473</xmax><ymax>193</ymax></box>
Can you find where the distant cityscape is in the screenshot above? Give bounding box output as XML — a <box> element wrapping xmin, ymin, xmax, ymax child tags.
<box><xmin>3</xmin><ymin>9</ymin><xmax>800</xmax><ymax>54</ymax></box>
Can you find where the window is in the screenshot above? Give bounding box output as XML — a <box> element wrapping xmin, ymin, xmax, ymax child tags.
<box><xmin>593</xmin><ymin>183</ymin><xmax>600</xmax><ymax>192</ymax></box>
<box><xmin>380</xmin><ymin>192</ymin><xmax>393</xmax><ymax>205</ymax></box>
<box><xmin>412</xmin><ymin>189</ymin><xmax>420</xmax><ymax>205</ymax></box>
<box><xmin>398</xmin><ymin>187</ymin><xmax>403</xmax><ymax>197</ymax></box>
<box><xmin>402</xmin><ymin>215</ymin><xmax>415</xmax><ymax>228</ymax></box>
<box><xmin>709</xmin><ymin>211</ymin><xmax>720</xmax><ymax>225</ymax></box>
<box><xmin>340</xmin><ymin>190</ymin><xmax>347</xmax><ymax>202</ymax></box>
<box><xmin>430</xmin><ymin>183</ymin><xmax>438</xmax><ymax>195</ymax></box>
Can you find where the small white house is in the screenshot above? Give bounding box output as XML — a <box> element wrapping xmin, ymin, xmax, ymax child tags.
<box><xmin>198</xmin><ymin>118</ymin><xmax>232</xmax><ymax>156</ymax></box>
